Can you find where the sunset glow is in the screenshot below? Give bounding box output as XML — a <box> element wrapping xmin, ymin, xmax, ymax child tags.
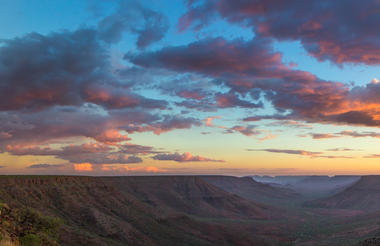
<box><xmin>1</xmin><ymin>0</ymin><xmax>380</xmax><ymax>176</ymax></box>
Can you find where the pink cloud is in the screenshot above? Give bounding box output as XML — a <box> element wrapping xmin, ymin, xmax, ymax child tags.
<box><xmin>94</xmin><ymin>129</ymin><xmax>131</xmax><ymax>145</ymax></box>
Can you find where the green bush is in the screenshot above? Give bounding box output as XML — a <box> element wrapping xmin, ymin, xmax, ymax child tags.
<box><xmin>19</xmin><ymin>234</ymin><xmax>42</xmax><ymax>246</ymax></box>
<box><xmin>1</xmin><ymin>204</ymin><xmax>61</xmax><ymax>246</ymax></box>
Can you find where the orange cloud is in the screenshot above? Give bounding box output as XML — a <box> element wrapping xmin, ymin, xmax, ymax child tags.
<box><xmin>205</xmin><ymin>116</ymin><xmax>221</xmax><ymax>127</ymax></box>
<box><xmin>101</xmin><ymin>165</ymin><xmax>165</xmax><ymax>173</ymax></box>
<box><xmin>74</xmin><ymin>163</ymin><xmax>93</xmax><ymax>172</ymax></box>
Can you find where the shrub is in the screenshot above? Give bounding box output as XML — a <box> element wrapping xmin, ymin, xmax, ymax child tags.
<box><xmin>19</xmin><ymin>234</ymin><xmax>42</xmax><ymax>246</ymax></box>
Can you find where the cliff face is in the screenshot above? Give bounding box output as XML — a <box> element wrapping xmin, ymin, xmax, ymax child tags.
<box><xmin>0</xmin><ymin>176</ymin><xmax>286</xmax><ymax>246</ymax></box>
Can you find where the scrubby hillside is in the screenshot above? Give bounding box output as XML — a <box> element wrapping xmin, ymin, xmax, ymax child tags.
<box><xmin>102</xmin><ymin>176</ymin><xmax>277</xmax><ymax>219</ymax></box>
<box><xmin>0</xmin><ymin>176</ymin><xmax>289</xmax><ymax>246</ymax></box>
<box><xmin>0</xmin><ymin>202</ymin><xmax>61</xmax><ymax>246</ymax></box>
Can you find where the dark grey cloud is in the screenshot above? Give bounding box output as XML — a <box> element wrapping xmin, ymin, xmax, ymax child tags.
<box><xmin>225</xmin><ymin>125</ymin><xmax>259</xmax><ymax>136</ymax></box>
<box><xmin>130</xmin><ymin>35</ymin><xmax>380</xmax><ymax>128</ymax></box>
<box><xmin>28</xmin><ymin>164</ymin><xmax>65</xmax><ymax>169</ymax></box>
<box><xmin>307</xmin><ymin>131</ymin><xmax>380</xmax><ymax>140</ymax></box>
<box><xmin>0</xmin><ymin>28</ymin><xmax>167</xmax><ymax>111</ymax></box>
<box><xmin>152</xmin><ymin>152</ymin><xmax>224</xmax><ymax>162</ymax></box>
<box><xmin>181</xmin><ymin>0</ymin><xmax>380</xmax><ymax>65</ymax></box>
<box><xmin>97</xmin><ymin>1</ymin><xmax>169</xmax><ymax>48</ymax></box>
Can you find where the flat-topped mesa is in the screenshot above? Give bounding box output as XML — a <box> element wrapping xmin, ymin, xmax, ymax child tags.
<box><xmin>0</xmin><ymin>175</ymin><xmax>94</xmax><ymax>186</ymax></box>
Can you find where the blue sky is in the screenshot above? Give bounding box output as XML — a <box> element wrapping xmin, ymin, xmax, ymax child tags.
<box><xmin>0</xmin><ymin>0</ymin><xmax>380</xmax><ymax>176</ymax></box>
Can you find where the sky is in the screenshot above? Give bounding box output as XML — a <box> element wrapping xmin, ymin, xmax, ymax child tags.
<box><xmin>0</xmin><ymin>0</ymin><xmax>380</xmax><ymax>176</ymax></box>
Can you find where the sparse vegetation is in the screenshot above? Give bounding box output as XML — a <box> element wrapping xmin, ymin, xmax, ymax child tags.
<box><xmin>1</xmin><ymin>175</ymin><xmax>380</xmax><ymax>245</ymax></box>
<box><xmin>0</xmin><ymin>202</ymin><xmax>61</xmax><ymax>246</ymax></box>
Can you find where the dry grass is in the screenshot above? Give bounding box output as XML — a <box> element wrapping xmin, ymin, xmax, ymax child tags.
<box><xmin>0</xmin><ymin>239</ymin><xmax>17</xmax><ymax>246</ymax></box>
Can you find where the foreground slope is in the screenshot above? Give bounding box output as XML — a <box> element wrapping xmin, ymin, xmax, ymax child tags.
<box><xmin>305</xmin><ymin>176</ymin><xmax>380</xmax><ymax>211</ymax></box>
<box><xmin>0</xmin><ymin>176</ymin><xmax>288</xmax><ymax>246</ymax></box>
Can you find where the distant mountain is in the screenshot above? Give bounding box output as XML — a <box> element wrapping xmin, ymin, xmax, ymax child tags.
<box><xmin>0</xmin><ymin>176</ymin><xmax>287</xmax><ymax>246</ymax></box>
<box><xmin>305</xmin><ymin>176</ymin><xmax>380</xmax><ymax>212</ymax></box>
<box><xmin>200</xmin><ymin>175</ymin><xmax>299</xmax><ymax>205</ymax></box>
<box><xmin>252</xmin><ymin>175</ymin><xmax>360</xmax><ymax>198</ymax></box>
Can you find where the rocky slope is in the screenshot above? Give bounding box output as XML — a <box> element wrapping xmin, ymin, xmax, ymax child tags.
<box><xmin>0</xmin><ymin>176</ymin><xmax>288</xmax><ymax>246</ymax></box>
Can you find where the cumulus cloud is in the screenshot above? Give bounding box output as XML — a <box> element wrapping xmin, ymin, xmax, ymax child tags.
<box><xmin>215</xmin><ymin>91</ymin><xmax>262</xmax><ymax>108</ymax></box>
<box><xmin>177</xmin><ymin>90</ymin><xmax>207</xmax><ymax>100</ymax></box>
<box><xmin>0</xmin><ymin>2</ymin><xmax>223</xmax><ymax>171</ymax></box>
<box><xmin>181</xmin><ymin>0</ymin><xmax>380</xmax><ymax>65</ymax></box>
<box><xmin>0</xmin><ymin>28</ymin><xmax>168</xmax><ymax>112</ymax></box>
<box><xmin>119</xmin><ymin>143</ymin><xmax>159</xmax><ymax>155</ymax></box>
<box><xmin>5</xmin><ymin>141</ymin><xmax>146</xmax><ymax>165</ymax></box>
<box><xmin>74</xmin><ymin>163</ymin><xmax>93</xmax><ymax>172</ymax></box>
<box><xmin>3</xmin><ymin>0</ymin><xmax>379</xmax><ymax>171</ymax></box>
<box><xmin>131</xmin><ymin>34</ymin><xmax>380</xmax><ymax>129</ymax></box>
<box><xmin>124</xmin><ymin>115</ymin><xmax>202</xmax><ymax>135</ymax></box>
<box><xmin>97</xmin><ymin>0</ymin><xmax>169</xmax><ymax>48</ymax></box>
<box><xmin>130</xmin><ymin>37</ymin><xmax>346</xmax><ymax>122</ymax></box>
<box><xmin>152</xmin><ymin>152</ymin><xmax>224</xmax><ymax>162</ymax></box>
